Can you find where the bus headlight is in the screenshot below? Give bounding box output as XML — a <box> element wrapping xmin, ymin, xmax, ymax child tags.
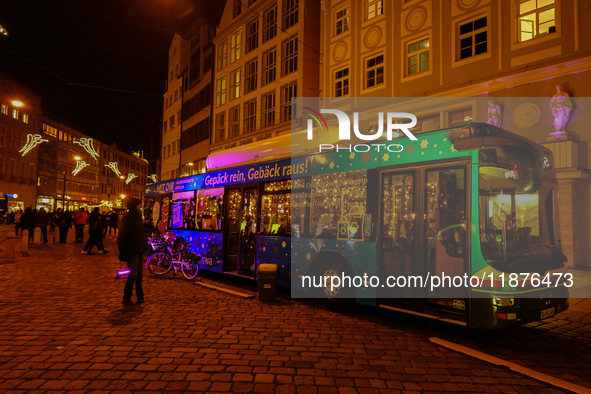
<box><xmin>492</xmin><ymin>296</ymin><xmax>515</xmax><ymax>307</ymax></box>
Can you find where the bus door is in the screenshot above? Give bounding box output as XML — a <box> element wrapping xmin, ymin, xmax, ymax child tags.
<box><xmin>379</xmin><ymin>170</ymin><xmax>419</xmax><ymax>305</ymax></box>
<box><xmin>423</xmin><ymin>165</ymin><xmax>469</xmax><ymax>315</ymax></box>
<box><xmin>223</xmin><ymin>186</ymin><xmax>259</xmax><ymax>276</ymax></box>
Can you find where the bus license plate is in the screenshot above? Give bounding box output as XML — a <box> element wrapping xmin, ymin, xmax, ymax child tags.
<box><xmin>541</xmin><ymin>307</ymin><xmax>555</xmax><ymax>319</ymax></box>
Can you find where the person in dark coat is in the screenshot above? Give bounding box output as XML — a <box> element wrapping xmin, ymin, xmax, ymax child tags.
<box><xmin>100</xmin><ymin>211</ymin><xmax>108</xmax><ymax>237</ymax></box>
<box><xmin>20</xmin><ymin>207</ymin><xmax>35</xmax><ymax>244</ymax></box>
<box><xmin>82</xmin><ymin>208</ymin><xmax>107</xmax><ymax>254</ymax></box>
<box><xmin>109</xmin><ymin>211</ymin><xmax>119</xmax><ymax>235</ymax></box>
<box><xmin>34</xmin><ymin>207</ymin><xmax>50</xmax><ymax>244</ymax></box>
<box><xmin>118</xmin><ymin>198</ymin><xmax>147</xmax><ymax>306</ymax></box>
<box><xmin>55</xmin><ymin>208</ymin><xmax>72</xmax><ymax>243</ymax></box>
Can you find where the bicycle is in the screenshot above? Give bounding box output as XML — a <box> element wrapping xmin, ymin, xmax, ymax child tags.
<box><xmin>145</xmin><ymin>234</ymin><xmax>200</xmax><ymax>280</ymax></box>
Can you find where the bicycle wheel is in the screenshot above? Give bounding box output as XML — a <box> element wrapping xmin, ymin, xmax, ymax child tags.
<box><xmin>146</xmin><ymin>252</ymin><xmax>173</xmax><ymax>276</ymax></box>
<box><xmin>181</xmin><ymin>260</ymin><xmax>199</xmax><ymax>280</ymax></box>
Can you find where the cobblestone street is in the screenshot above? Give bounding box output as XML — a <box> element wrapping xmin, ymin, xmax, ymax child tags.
<box><xmin>0</xmin><ymin>226</ymin><xmax>590</xmax><ymax>393</ymax></box>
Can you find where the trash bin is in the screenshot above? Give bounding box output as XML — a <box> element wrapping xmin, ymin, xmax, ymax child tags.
<box><xmin>257</xmin><ymin>263</ymin><xmax>279</xmax><ymax>302</ymax></box>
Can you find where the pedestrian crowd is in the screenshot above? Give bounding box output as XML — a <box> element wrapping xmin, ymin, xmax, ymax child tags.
<box><xmin>3</xmin><ymin>202</ymin><xmax>149</xmax><ymax>307</ymax></box>
<box><xmin>7</xmin><ymin>207</ymin><xmax>123</xmax><ymax>252</ymax></box>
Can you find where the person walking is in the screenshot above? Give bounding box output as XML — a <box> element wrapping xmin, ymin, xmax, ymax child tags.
<box><xmin>118</xmin><ymin>198</ymin><xmax>147</xmax><ymax>306</ymax></box>
<box><xmin>101</xmin><ymin>211</ymin><xmax>108</xmax><ymax>238</ymax></box>
<box><xmin>82</xmin><ymin>208</ymin><xmax>107</xmax><ymax>254</ymax></box>
<box><xmin>20</xmin><ymin>207</ymin><xmax>35</xmax><ymax>244</ymax></box>
<box><xmin>109</xmin><ymin>211</ymin><xmax>118</xmax><ymax>235</ymax></box>
<box><xmin>73</xmin><ymin>208</ymin><xmax>89</xmax><ymax>243</ymax></box>
<box><xmin>34</xmin><ymin>207</ymin><xmax>49</xmax><ymax>244</ymax></box>
<box><xmin>14</xmin><ymin>209</ymin><xmax>22</xmax><ymax>236</ymax></box>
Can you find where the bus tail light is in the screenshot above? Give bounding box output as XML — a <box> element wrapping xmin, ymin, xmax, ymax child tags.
<box><xmin>496</xmin><ymin>313</ymin><xmax>517</xmax><ymax>320</ymax></box>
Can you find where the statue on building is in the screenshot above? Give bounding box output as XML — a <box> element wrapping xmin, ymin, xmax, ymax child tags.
<box><xmin>549</xmin><ymin>85</ymin><xmax>572</xmax><ymax>136</ymax></box>
<box><xmin>486</xmin><ymin>100</ymin><xmax>502</xmax><ymax>127</ymax></box>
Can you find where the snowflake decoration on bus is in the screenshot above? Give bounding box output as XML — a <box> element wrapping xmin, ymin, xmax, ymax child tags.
<box><xmin>72</xmin><ymin>161</ymin><xmax>89</xmax><ymax>176</ymax></box>
<box><xmin>125</xmin><ymin>173</ymin><xmax>138</xmax><ymax>184</ymax></box>
<box><xmin>73</xmin><ymin>138</ymin><xmax>100</xmax><ymax>160</ymax></box>
<box><xmin>19</xmin><ymin>134</ymin><xmax>48</xmax><ymax>156</ymax></box>
<box><xmin>105</xmin><ymin>162</ymin><xmax>122</xmax><ymax>176</ymax></box>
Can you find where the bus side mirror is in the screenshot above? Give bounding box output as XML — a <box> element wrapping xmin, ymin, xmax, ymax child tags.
<box><xmin>502</xmin><ymin>146</ymin><xmax>544</xmax><ymax>194</ymax></box>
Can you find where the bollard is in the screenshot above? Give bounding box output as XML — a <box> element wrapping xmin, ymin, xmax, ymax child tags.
<box><xmin>33</xmin><ymin>227</ymin><xmax>42</xmax><ymax>245</ymax></box>
<box><xmin>22</xmin><ymin>229</ymin><xmax>29</xmax><ymax>249</ymax></box>
<box><xmin>4</xmin><ymin>231</ymin><xmax>16</xmax><ymax>261</ymax></box>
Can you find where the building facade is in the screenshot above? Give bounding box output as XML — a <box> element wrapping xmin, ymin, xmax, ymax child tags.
<box><xmin>178</xmin><ymin>23</ymin><xmax>215</xmax><ymax>178</ymax></box>
<box><xmin>38</xmin><ymin>112</ymin><xmax>101</xmax><ymax>212</ymax></box>
<box><xmin>319</xmin><ymin>0</ymin><xmax>591</xmax><ymax>267</ymax></box>
<box><xmin>0</xmin><ymin>71</ymin><xmax>41</xmax><ymax>211</ymax></box>
<box><xmin>210</xmin><ymin>0</ymin><xmax>320</xmax><ymax>155</ymax></box>
<box><xmin>161</xmin><ymin>34</ymin><xmax>190</xmax><ymax>181</ymax></box>
<box><xmin>99</xmin><ymin>144</ymin><xmax>149</xmax><ymax>210</ymax></box>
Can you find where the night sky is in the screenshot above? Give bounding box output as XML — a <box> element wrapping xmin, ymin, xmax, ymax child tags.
<box><xmin>0</xmin><ymin>0</ymin><xmax>225</xmax><ymax>163</ymax></box>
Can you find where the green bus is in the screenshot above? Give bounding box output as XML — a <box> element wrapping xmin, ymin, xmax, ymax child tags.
<box><xmin>146</xmin><ymin>122</ymin><xmax>569</xmax><ymax>329</ymax></box>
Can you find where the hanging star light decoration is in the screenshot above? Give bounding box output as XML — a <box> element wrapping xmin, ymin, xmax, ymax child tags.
<box><xmin>72</xmin><ymin>161</ymin><xmax>90</xmax><ymax>176</ymax></box>
<box><xmin>105</xmin><ymin>162</ymin><xmax>122</xmax><ymax>176</ymax></box>
<box><xmin>73</xmin><ymin>138</ymin><xmax>100</xmax><ymax>160</ymax></box>
<box><xmin>125</xmin><ymin>173</ymin><xmax>138</xmax><ymax>184</ymax></box>
<box><xmin>148</xmin><ymin>174</ymin><xmax>158</xmax><ymax>183</ymax></box>
<box><xmin>19</xmin><ymin>134</ymin><xmax>48</xmax><ymax>156</ymax></box>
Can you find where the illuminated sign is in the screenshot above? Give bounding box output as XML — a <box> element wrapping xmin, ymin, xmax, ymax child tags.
<box><xmin>125</xmin><ymin>173</ymin><xmax>138</xmax><ymax>184</ymax></box>
<box><xmin>19</xmin><ymin>134</ymin><xmax>48</xmax><ymax>156</ymax></box>
<box><xmin>105</xmin><ymin>162</ymin><xmax>122</xmax><ymax>176</ymax></box>
<box><xmin>73</xmin><ymin>138</ymin><xmax>100</xmax><ymax>160</ymax></box>
<box><xmin>148</xmin><ymin>174</ymin><xmax>158</xmax><ymax>183</ymax></box>
<box><xmin>72</xmin><ymin>161</ymin><xmax>90</xmax><ymax>176</ymax></box>
<box><xmin>6</xmin><ymin>193</ymin><xmax>18</xmax><ymax>198</ymax></box>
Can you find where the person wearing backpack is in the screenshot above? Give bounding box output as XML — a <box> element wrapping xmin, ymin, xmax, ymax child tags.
<box><xmin>82</xmin><ymin>208</ymin><xmax>107</xmax><ymax>255</ymax></box>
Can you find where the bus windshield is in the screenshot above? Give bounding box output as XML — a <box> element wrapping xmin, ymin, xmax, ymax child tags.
<box><xmin>478</xmin><ymin>149</ymin><xmax>562</xmax><ymax>270</ymax></box>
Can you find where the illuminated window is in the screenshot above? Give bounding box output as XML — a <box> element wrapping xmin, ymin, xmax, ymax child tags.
<box><xmin>365</xmin><ymin>54</ymin><xmax>384</xmax><ymax>88</ymax></box>
<box><xmin>262</xmin><ymin>47</ymin><xmax>277</xmax><ymax>86</ymax></box>
<box><xmin>518</xmin><ymin>0</ymin><xmax>555</xmax><ymax>42</ymax></box>
<box><xmin>280</xmin><ymin>81</ymin><xmax>296</xmax><ymax>122</ymax></box>
<box><xmin>336</xmin><ymin>8</ymin><xmax>349</xmax><ymax>35</ymax></box>
<box><xmin>406</xmin><ymin>38</ymin><xmax>429</xmax><ymax>75</ymax></box>
<box><xmin>229</xmin><ymin>105</ymin><xmax>240</xmax><ymax>138</ymax></box>
<box><xmin>263</xmin><ymin>4</ymin><xmax>278</xmax><ymax>43</ymax></box>
<box><xmin>216</xmin><ymin>75</ymin><xmax>227</xmax><ymax>107</ymax></box>
<box><xmin>335</xmin><ymin>67</ymin><xmax>349</xmax><ymax>97</ymax></box>
<box><xmin>243</xmin><ymin>98</ymin><xmax>257</xmax><ymax>133</ymax></box>
<box><xmin>367</xmin><ymin>0</ymin><xmax>383</xmax><ymax>20</ymax></box>
<box><xmin>230</xmin><ymin>28</ymin><xmax>242</xmax><ymax>63</ymax></box>
<box><xmin>12</xmin><ymin>109</ymin><xmax>18</xmax><ymax>119</ymax></box>
<box><xmin>281</xmin><ymin>35</ymin><xmax>298</xmax><ymax>76</ymax></box>
<box><xmin>245</xmin><ymin>58</ymin><xmax>258</xmax><ymax>94</ymax></box>
<box><xmin>196</xmin><ymin>187</ymin><xmax>224</xmax><ymax>230</ymax></box>
<box><xmin>459</xmin><ymin>17</ymin><xmax>487</xmax><ymax>60</ymax></box>
<box><xmin>283</xmin><ymin>0</ymin><xmax>298</xmax><ymax>29</ymax></box>
<box><xmin>245</xmin><ymin>18</ymin><xmax>259</xmax><ymax>54</ymax></box>
<box><xmin>217</xmin><ymin>40</ymin><xmax>228</xmax><ymax>70</ymax></box>
<box><xmin>230</xmin><ymin>67</ymin><xmax>241</xmax><ymax>100</ymax></box>
<box><xmin>22</xmin><ymin>113</ymin><xmax>29</xmax><ymax>124</ymax></box>
<box><xmin>1</xmin><ymin>103</ymin><xmax>7</xmax><ymax>115</ymax></box>
<box><xmin>261</xmin><ymin>90</ymin><xmax>275</xmax><ymax>128</ymax></box>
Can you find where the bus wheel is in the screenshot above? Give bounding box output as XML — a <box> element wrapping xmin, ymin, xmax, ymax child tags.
<box><xmin>315</xmin><ymin>261</ymin><xmax>356</xmax><ymax>312</ymax></box>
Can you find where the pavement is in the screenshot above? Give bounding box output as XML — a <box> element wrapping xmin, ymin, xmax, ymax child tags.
<box><xmin>0</xmin><ymin>224</ymin><xmax>590</xmax><ymax>393</ymax></box>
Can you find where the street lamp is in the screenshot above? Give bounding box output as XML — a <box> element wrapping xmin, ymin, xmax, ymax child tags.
<box><xmin>11</xmin><ymin>100</ymin><xmax>23</xmax><ymax>107</ymax></box>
